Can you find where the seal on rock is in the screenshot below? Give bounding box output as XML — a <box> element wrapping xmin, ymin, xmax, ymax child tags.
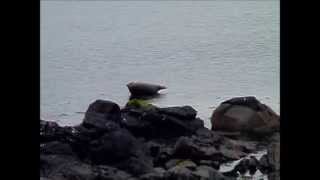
<box><xmin>126</xmin><ymin>82</ymin><xmax>166</xmax><ymax>97</ymax></box>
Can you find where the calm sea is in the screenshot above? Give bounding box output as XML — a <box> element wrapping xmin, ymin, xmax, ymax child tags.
<box><xmin>41</xmin><ymin>0</ymin><xmax>279</xmax><ymax>128</ymax></box>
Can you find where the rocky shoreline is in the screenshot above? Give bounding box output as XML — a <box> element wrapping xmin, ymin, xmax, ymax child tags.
<box><xmin>40</xmin><ymin>97</ymin><xmax>280</xmax><ymax>180</ymax></box>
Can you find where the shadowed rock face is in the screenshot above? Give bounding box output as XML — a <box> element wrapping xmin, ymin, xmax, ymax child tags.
<box><xmin>127</xmin><ymin>82</ymin><xmax>166</xmax><ymax>97</ymax></box>
<box><xmin>211</xmin><ymin>96</ymin><xmax>279</xmax><ymax>137</ymax></box>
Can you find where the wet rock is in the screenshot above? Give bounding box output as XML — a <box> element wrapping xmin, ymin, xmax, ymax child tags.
<box><xmin>153</xmin><ymin>147</ymin><xmax>174</xmax><ymax>167</ymax></box>
<box><xmin>222</xmin><ymin>169</ymin><xmax>239</xmax><ymax>178</ymax></box>
<box><xmin>115</xmin><ymin>157</ymin><xmax>154</xmax><ymax>176</ymax></box>
<box><xmin>166</xmin><ymin>166</ymin><xmax>193</xmax><ymax>180</ymax></box>
<box><xmin>89</xmin><ymin>128</ymin><xmax>145</xmax><ymax>165</ymax></box>
<box><xmin>267</xmin><ymin>142</ymin><xmax>280</xmax><ymax>171</ymax></box>
<box><xmin>40</xmin><ymin>154</ymin><xmax>95</xmax><ymax>180</ymax></box>
<box><xmin>192</xmin><ymin>165</ymin><xmax>231</xmax><ymax>180</ymax></box>
<box><xmin>172</xmin><ymin>133</ymin><xmax>249</xmax><ymax>165</ymax></box>
<box><xmin>121</xmin><ymin>108</ymin><xmax>160</xmax><ymax>138</ymax></box>
<box><xmin>93</xmin><ymin>165</ymin><xmax>134</xmax><ymax>180</ymax></box>
<box><xmin>211</xmin><ymin>96</ymin><xmax>280</xmax><ymax>137</ymax></box>
<box><xmin>40</xmin><ymin>177</ymin><xmax>52</xmax><ymax>180</ymax></box>
<box><xmin>268</xmin><ymin>171</ymin><xmax>280</xmax><ymax>180</ymax></box>
<box><xmin>235</xmin><ymin>158</ymin><xmax>251</xmax><ymax>175</ymax></box>
<box><xmin>173</xmin><ymin>136</ymin><xmax>221</xmax><ymax>161</ymax></box>
<box><xmin>248</xmin><ymin>156</ymin><xmax>260</xmax><ymax>174</ymax></box>
<box><xmin>165</xmin><ymin>159</ymin><xmax>182</xmax><ymax>170</ymax></box>
<box><xmin>122</xmin><ymin>105</ymin><xmax>204</xmax><ymax>139</ymax></box>
<box><xmin>40</xmin><ymin>141</ymin><xmax>75</xmax><ymax>156</ymax></box>
<box><xmin>219</xmin><ymin>146</ymin><xmax>247</xmax><ymax>162</ymax></box>
<box><xmin>199</xmin><ymin>160</ymin><xmax>220</xmax><ymax>170</ymax></box>
<box><xmin>224</xmin><ymin>138</ymin><xmax>257</xmax><ymax>154</ymax></box>
<box><xmin>195</xmin><ymin>127</ymin><xmax>223</xmax><ymax>144</ymax></box>
<box><xmin>153</xmin><ymin>167</ymin><xmax>166</xmax><ymax>174</ymax></box>
<box><xmin>82</xmin><ymin>100</ymin><xmax>122</xmax><ymax>131</ymax></box>
<box><xmin>166</xmin><ymin>159</ymin><xmax>197</xmax><ymax>171</ymax></box>
<box><xmin>230</xmin><ymin>156</ymin><xmax>260</xmax><ymax>176</ymax></box>
<box><xmin>258</xmin><ymin>154</ymin><xmax>270</xmax><ymax>173</ymax></box>
<box><xmin>139</xmin><ymin>172</ymin><xmax>164</xmax><ymax>180</ymax></box>
<box><xmin>145</xmin><ymin>141</ymin><xmax>162</xmax><ymax>158</ymax></box>
<box><xmin>40</xmin><ymin>120</ymin><xmax>74</xmax><ymax>143</ymax></box>
<box><xmin>158</xmin><ymin>106</ymin><xmax>197</xmax><ymax>120</ymax></box>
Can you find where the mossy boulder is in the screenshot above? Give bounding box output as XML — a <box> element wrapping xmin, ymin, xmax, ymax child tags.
<box><xmin>211</xmin><ymin>96</ymin><xmax>279</xmax><ymax>137</ymax></box>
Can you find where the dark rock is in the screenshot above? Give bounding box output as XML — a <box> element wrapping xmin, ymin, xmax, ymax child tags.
<box><xmin>165</xmin><ymin>159</ymin><xmax>197</xmax><ymax>171</ymax></box>
<box><xmin>127</xmin><ymin>82</ymin><xmax>166</xmax><ymax>96</ymax></box>
<box><xmin>153</xmin><ymin>167</ymin><xmax>166</xmax><ymax>174</ymax></box>
<box><xmin>153</xmin><ymin>147</ymin><xmax>174</xmax><ymax>167</ymax></box>
<box><xmin>211</xmin><ymin>96</ymin><xmax>280</xmax><ymax>137</ymax></box>
<box><xmin>222</xmin><ymin>169</ymin><xmax>239</xmax><ymax>178</ymax></box>
<box><xmin>145</xmin><ymin>141</ymin><xmax>162</xmax><ymax>157</ymax></box>
<box><xmin>40</xmin><ymin>154</ymin><xmax>95</xmax><ymax>180</ymax></box>
<box><xmin>40</xmin><ymin>141</ymin><xmax>75</xmax><ymax>156</ymax></box>
<box><xmin>196</xmin><ymin>128</ymin><xmax>225</xmax><ymax>143</ymax></box>
<box><xmin>248</xmin><ymin>156</ymin><xmax>260</xmax><ymax>174</ymax></box>
<box><xmin>40</xmin><ymin>120</ymin><xmax>74</xmax><ymax>143</ymax></box>
<box><xmin>139</xmin><ymin>172</ymin><xmax>164</xmax><ymax>180</ymax></box>
<box><xmin>159</xmin><ymin>116</ymin><xmax>204</xmax><ymax>137</ymax></box>
<box><xmin>121</xmin><ymin>109</ymin><xmax>160</xmax><ymax>138</ymax></box>
<box><xmin>115</xmin><ymin>157</ymin><xmax>154</xmax><ymax>176</ymax></box>
<box><xmin>223</xmin><ymin>138</ymin><xmax>257</xmax><ymax>154</ymax></box>
<box><xmin>165</xmin><ymin>166</ymin><xmax>193</xmax><ymax>180</ymax></box>
<box><xmin>122</xmin><ymin>105</ymin><xmax>204</xmax><ymax>139</ymax></box>
<box><xmin>40</xmin><ymin>178</ymin><xmax>51</xmax><ymax>180</ymax></box>
<box><xmin>234</xmin><ymin>158</ymin><xmax>250</xmax><ymax>175</ymax></box>
<box><xmin>173</xmin><ymin>136</ymin><xmax>222</xmax><ymax>161</ymax></box>
<box><xmin>93</xmin><ymin>165</ymin><xmax>134</xmax><ymax>180</ymax></box>
<box><xmin>267</xmin><ymin>142</ymin><xmax>280</xmax><ymax>171</ymax></box>
<box><xmin>158</xmin><ymin>106</ymin><xmax>197</xmax><ymax>120</ymax></box>
<box><xmin>89</xmin><ymin>128</ymin><xmax>143</xmax><ymax>165</ymax></box>
<box><xmin>258</xmin><ymin>154</ymin><xmax>270</xmax><ymax>173</ymax></box>
<box><xmin>82</xmin><ymin>100</ymin><xmax>121</xmax><ymax>130</ymax></box>
<box><xmin>199</xmin><ymin>160</ymin><xmax>220</xmax><ymax>170</ymax></box>
<box><xmin>268</xmin><ymin>171</ymin><xmax>280</xmax><ymax>180</ymax></box>
<box><xmin>192</xmin><ymin>165</ymin><xmax>232</xmax><ymax>180</ymax></box>
<box><xmin>165</xmin><ymin>159</ymin><xmax>182</xmax><ymax>170</ymax></box>
<box><xmin>41</xmin><ymin>157</ymin><xmax>134</xmax><ymax>180</ymax></box>
<box><xmin>219</xmin><ymin>146</ymin><xmax>247</xmax><ymax>161</ymax></box>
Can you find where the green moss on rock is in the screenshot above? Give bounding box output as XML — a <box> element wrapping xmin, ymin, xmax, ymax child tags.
<box><xmin>126</xmin><ymin>99</ymin><xmax>155</xmax><ymax>110</ymax></box>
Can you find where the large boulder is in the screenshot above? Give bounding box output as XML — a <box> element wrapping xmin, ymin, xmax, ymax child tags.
<box><xmin>211</xmin><ymin>96</ymin><xmax>280</xmax><ymax>136</ymax></box>
<box><xmin>82</xmin><ymin>99</ymin><xmax>122</xmax><ymax>131</ymax></box>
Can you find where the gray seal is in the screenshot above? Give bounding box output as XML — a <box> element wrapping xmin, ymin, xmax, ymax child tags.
<box><xmin>126</xmin><ymin>82</ymin><xmax>166</xmax><ymax>96</ymax></box>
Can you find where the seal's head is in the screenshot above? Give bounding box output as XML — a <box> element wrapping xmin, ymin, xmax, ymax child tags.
<box><xmin>126</xmin><ymin>82</ymin><xmax>136</xmax><ymax>88</ymax></box>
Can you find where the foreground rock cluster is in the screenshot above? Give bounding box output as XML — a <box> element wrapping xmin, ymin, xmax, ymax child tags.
<box><xmin>40</xmin><ymin>97</ymin><xmax>280</xmax><ymax>180</ymax></box>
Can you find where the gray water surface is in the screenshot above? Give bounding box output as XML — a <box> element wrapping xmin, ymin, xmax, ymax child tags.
<box><xmin>41</xmin><ymin>1</ymin><xmax>279</xmax><ymax>127</ymax></box>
